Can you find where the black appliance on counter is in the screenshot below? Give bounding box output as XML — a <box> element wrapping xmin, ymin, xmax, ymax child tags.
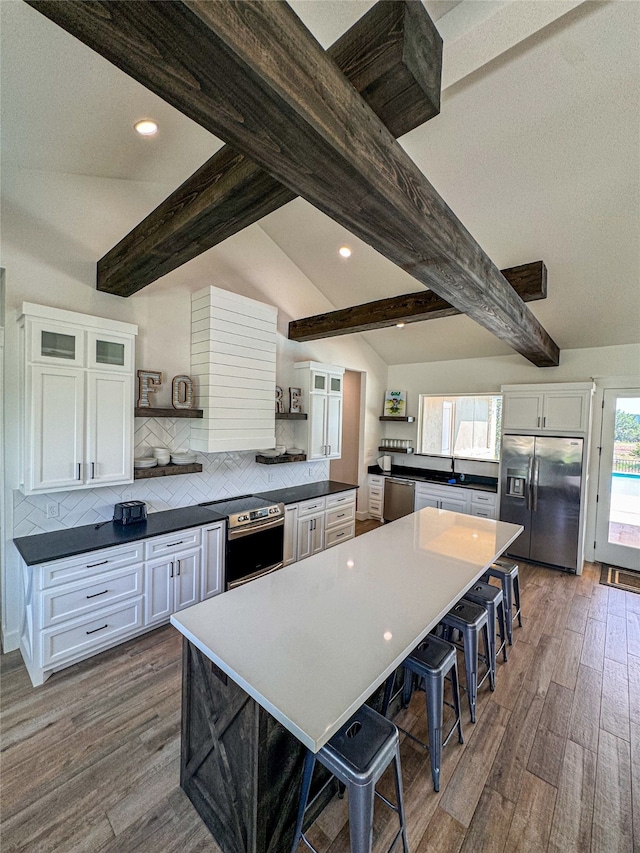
<box><xmin>113</xmin><ymin>501</ymin><xmax>147</xmax><ymax>525</ymax></box>
<box><xmin>199</xmin><ymin>495</ymin><xmax>284</xmax><ymax>589</ymax></box>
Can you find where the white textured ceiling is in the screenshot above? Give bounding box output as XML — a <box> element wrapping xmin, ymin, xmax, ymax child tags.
<box><xmin>1</xmin><ymin>0</ymin><xmax>639</xmax><ymax>365</ymax></box>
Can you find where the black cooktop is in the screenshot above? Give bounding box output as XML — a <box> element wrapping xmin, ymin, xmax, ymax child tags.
<box><xmin>199</xmin><ymin>494</ymin><xmax>280</xmax><ymax>517</ymax></box>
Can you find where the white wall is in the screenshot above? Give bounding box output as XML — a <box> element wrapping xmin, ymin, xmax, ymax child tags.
<box><xmin>1</xmin><ymin>166</ymin><xmax>388</xmax><ymax>651</ymax></box>
<box><xmin>388</xmin><ymin>345</ymin><xmax>640</xmax><ymax>564</ymax></box>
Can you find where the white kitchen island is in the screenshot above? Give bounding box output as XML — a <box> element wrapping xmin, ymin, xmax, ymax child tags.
<box><xmin>171</xmin><ymin>508</ymin><xmax>522</xmax><ymax>852</ymax></box>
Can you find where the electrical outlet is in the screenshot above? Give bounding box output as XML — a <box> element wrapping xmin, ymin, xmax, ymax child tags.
<box><xmin>267</xmin><ymin>473</ymin><xmax>275</xmax><ymax>484</ymax></box>
<box><xmin>308</xmin><ymin>467</ymin><xmax>314</xmax><ymax>477</ymax></box>
<box><xmin>45</xmin><ymin>501</ymin><xmax>59</xmax><ymax>519</ymax></box>
<box><xmin>122</xmin><ymin>491</ymin><xmax>133</xmax><ymax>502</ymax></box>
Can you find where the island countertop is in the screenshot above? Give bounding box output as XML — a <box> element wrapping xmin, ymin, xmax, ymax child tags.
<box><xmin>171</xmin><ymin>507</ymin><xmax>523</xmax><ymax>752</ymax></box>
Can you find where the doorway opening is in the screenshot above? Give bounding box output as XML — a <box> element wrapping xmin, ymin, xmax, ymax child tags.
<box><xmin>330</xmin><ymin>369</ymin><xmax>361</xmax><ymax>486</ymax></box>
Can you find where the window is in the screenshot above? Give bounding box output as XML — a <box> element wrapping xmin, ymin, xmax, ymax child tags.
<box><xmin>417</xmin><ymin>394</ymin><xmax>502</xmax><ymax>461</ymax></box>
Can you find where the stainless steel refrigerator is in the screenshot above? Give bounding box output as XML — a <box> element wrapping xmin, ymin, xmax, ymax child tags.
<box><xmin>499</xmin><ymin>435</ymin><xmax>584</xmax><ymax>571</ymax></box>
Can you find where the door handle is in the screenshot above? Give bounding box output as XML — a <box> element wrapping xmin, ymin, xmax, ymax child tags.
<box><xmin>91</xmin><ymin>462</ymin><xmax>95</xmax><ymax>479</ymax></box>
<box><xmin>176</xmin><ymin>560</ymin><xmax>181</xmax><ymax>576</ymax></box>
<box><xmin>77</xmin><ymin>463</ymin><xmax>82</xmax><ymax>480</ymax></box>
<box><xmin>532</xmin><ymin>458</ymin><xmax>540</xmax><ymax>512</ymax></box>
<box><xmin>526</xmin><ymin>457</ymin><xmax>534</xmax><ymax>510</ymax></box>
<box><xmin>170</xmin><ymin>563</ymin><xmax>174</xmax><ymax>578</ymax></box>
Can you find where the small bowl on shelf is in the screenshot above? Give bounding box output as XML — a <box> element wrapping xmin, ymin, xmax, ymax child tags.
<box><xmin>258</xmin><ymin>449</ymin><xmax>281</xmax><ymax>457</ymax></box>
<box><xmin>134</xmin><ymin>457</ymin><xmax>157</xmax><ymax>469</ymax></box>
<box><xmin>286</xmin><ymin>448</ymin><xmax>304</xmax><ymax>455</ymax></box>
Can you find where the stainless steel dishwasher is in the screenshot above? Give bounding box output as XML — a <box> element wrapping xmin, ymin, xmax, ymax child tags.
<box><xmin>383</xmin><ymin>477</ymin><xmax>416</xmax><ymax>522</ymax></box>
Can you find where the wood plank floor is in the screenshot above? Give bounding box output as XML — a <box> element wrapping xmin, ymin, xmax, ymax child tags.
<box><xmin>1</xmin><ymin>555</ymin><xmax>638</xmax><ymax>852</ymax></box>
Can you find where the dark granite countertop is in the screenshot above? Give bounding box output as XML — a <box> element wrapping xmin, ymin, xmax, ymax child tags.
<box><xmin>367</xmin><ymin>465</ymin><xmax>498</xmax><ymax>493</ymax></box>
<box><xmin>14</xmin><ymin>505</ymin><xmax>227</xmax><ymax>567</ymax></box>
<box><xmin>13</xmin><ymin>481</ymin><xmax>360</xmax><ymax>567</ymax></box>
<box><xmin>254</xmin><ymin>480</ymin><xmax>358</xmax><ymax>506</ymax></box>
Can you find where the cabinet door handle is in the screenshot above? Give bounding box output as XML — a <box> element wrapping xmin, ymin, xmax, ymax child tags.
<box><xmin>77</xmin><ymin>463</ymin><xmax>82</xmax><ymax>480</ymax></box>
<box><xmin>86</xmin><ymin>624</ymin><xmax>108</xmax><ymax>635</ymax></box>
<box><xmin>543</xmin><ymin>416</ymin><xmax>546</xmax><ymax>428</ymax></box>
<box><xmin>537</xmin><ymin>416</ymin><xmax>541</xmax><ymax>428</ymax></box>
<box><xmin>176</xmin><ymin>560</ymin><xmax>181</xmax><ymax>576</ymax></box>
<box><xmin>87</xmin><ymin>559</ymin><xmax>108</xmax><ymax>568</ymax></box>
<box><xmin>170</xmin><ymin>563</ymin><xmax>174</xmax><ymax>578</ymax></box>
<box><xmin>91</xmin><ymin>462</ymin><xmax>95</xmax><ymax>479</ymax></box>
<box><xmin>86</xmin><ymin>589</ymin><xmax>108</xmax><ymax>599</ymax></box>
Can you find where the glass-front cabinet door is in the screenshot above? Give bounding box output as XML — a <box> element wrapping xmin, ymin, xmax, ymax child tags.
<box><xmin>87</xmin><ymin>331</ymin><xmax>133</xmax><ymax>372</ymax></box>
<box><xmin>28</xmin><ymin>320</ymin><xmax>85</xmax><ymax>368</ymax></box>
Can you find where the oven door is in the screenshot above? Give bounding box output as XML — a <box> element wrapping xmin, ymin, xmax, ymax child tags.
<box><xmin>226</xmin><ymin>518</ymin><xmax>285</xmax><ymax>590</ymax></box>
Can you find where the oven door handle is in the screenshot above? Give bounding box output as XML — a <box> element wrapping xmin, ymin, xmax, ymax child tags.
<box><xmin>228</xmin><ymin>517</ymin><xmax>284</xmax><ymax>540</ymax></box>
<box><xmin>227</xmin><ymin>562</ymin><xmax>283</xmax><ymax>590</ymax></box>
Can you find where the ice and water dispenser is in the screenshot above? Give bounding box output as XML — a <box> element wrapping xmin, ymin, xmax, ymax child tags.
<box><xmin>505</xmin><ymin>469</ymin><xmax>527</xmax><ymax>498</ymax></box>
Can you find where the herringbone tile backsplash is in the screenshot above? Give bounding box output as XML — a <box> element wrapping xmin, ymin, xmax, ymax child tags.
<box><xmin>13</xmin><ymin>419</ymin><xmax>328</xmax><ymax>537</ymax></box>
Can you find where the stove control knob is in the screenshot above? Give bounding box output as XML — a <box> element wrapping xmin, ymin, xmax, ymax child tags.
<box><xmin>238</xmin><ymin>514</ymin><xmax>249</xmax><ymax>523</ymax></box>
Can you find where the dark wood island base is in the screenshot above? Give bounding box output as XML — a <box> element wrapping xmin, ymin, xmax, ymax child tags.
<box><xmin>180</xmin><ymin>639</ymin><xmax>340</xmax><ymax>853</ymax></box>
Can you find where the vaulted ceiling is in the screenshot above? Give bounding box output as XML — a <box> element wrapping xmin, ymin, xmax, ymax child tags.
<box><xmin>2</xmin><ymin>0</ymin><xmax>639</xmax><ymax>365</ymax></box>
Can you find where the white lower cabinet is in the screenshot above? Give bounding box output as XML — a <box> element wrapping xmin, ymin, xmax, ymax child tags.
<box><xmin>20</xmin><ymin>522</ymin><xmax>224</xmax><ymax>687</ymax></box>
<box><xmin>368</xmin><ymin>475</ymin><xmax>384</xmax><ymax>520</ymax></box>
<box><xmin>297</xmin><ymin>514</ymin><xmax>324</xmax><ymax>561</ymax></box>
<box><xmin>414</xmin><ymin>482</ymin><xmax>497</xmax><ymax>519</ymax></box>
<box><xmin>144</xmin><ymin>547</ymin><xmax>200</xmax><ymax>627</ymax></box>
<box><xmin>202</xmin><ymin>522</ymin><xmax>225</xmax><ymax>599</ymax></box>
<box><xmin>283</xmin><ymin>504</ymin><xmax>299</xmax><ymax>566</ymax></box>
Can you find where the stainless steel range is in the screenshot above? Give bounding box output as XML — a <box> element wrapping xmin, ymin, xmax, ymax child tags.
<box><xmin>199</xmin><ymin>495</ymin><xmax>285</xmax><ymax>589</ymax></box>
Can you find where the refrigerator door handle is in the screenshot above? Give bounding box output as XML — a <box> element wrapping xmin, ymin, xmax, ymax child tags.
<box><xmin>526</xmin><ymin>457</ymin><xmax>534</xmax><ymax>510</ymax></box>
<box><xmin>532</xmin><ymin>456</ymin><xmax>540</xmax><ymax>512</ymax></box>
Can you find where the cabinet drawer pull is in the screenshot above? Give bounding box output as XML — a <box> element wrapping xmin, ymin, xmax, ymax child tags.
<box><xmin>86</xmin><ymin>624</ymin><xmax>108</xmax><ymax>635</ymax></box>
<box><xmin>336</xmin><ymin>532</ymin><xmax>345</xmax><ymax>538</ymax></box>
<box><xmin>86</xmin><ymin>589</ymin><xmax>109</xmax><ymax>599</ymax></box>
<box><xmin>337</xmin><ymin>513</ymin><xmax>345</xmax><ymax>518</ymax></box>
<box><xmin>86</xmin><ymin>560</ymin><xmax>108</xmax><ymax>568</ymax></box>
<box><xmin>165</xmin><ymin>540</ymin><xmax>184</xmax><ymax>547</ymax></box>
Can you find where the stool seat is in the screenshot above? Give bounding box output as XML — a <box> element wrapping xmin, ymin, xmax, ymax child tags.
<box><xmin>291</xmin><ymin>704</ymin><xmax>409</xmax><ymax>853</ymax></box>
<box><xmin>409</xmin><ymin>634</ymin><xmax>457</xmax><ymax>674</ymax></box>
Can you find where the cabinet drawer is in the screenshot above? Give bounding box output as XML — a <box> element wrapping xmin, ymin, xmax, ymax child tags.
<box><xmin>42</xmin><ymin>565</ymin><xmax>143</xmax><ymax>627</ymax></box>
<box><xmin>326</xmin><ymin>503</ymin><xmax>355</xmax><ymax>529</ymax></box>
<box><xmin>326</xmin><ymin>490</ymin><xmax>356</xmax><ymax>509</ymax></box>
<box><xmin>470</xmin><ymin>506</ymin><xmax>497</xmax><ymax>520</ymax></box>
<box><xmin>324</xmin><ymin>522</ymin><xmax>355</xmax><ymax>549</ymax></box>
<box><xmin>41</xmin><ymin>597</ymin><xmax>144</xmax><ymax>666</ymax></box>
<box><xmin>369</xmin><ymin>476</ymin><xmax>384</xmax><ymax>487</ymax></box>
<box><xmin>144</xmin><ymin>527</ymin><xmax>201</xmax><ymax>559</ymax></box>
<box><xmin>369</xmin><ymin>486</ymin><xmax>383</xmax><ymax>500</ymax></box>
<box><xmin>470</xmin><ymin>491</ymin><xmax>497</xmax><ymax>507</ymax></box>
<box><xmin>41</xmin><ymin>542</ymin><xmax>144</xmax><ymax>588</ymax></box>
<box><xmin>298</xmin><ymin>497</ymin><xmax>326</xmax><ymax>517</ymax></box>
<box><xmin>369</xmin><ymin>500</ymin><xmax>382</xmax><ymax>517</ymax></box>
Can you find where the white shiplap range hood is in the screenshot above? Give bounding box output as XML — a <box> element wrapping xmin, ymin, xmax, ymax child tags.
<box><xmin>190</xmin><ymin>286</ymin><xmax>277</xmax><ymax>453</ymax></box>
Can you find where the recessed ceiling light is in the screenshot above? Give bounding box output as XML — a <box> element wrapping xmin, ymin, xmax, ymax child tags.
<box><xmin>338</xmin><ymin>246</ymin><xmax>352</xmax><ymax>258</ymax></box>
<box><xmin>134</xmin><ymin>119</ymin><xmax>158</xmax><ymax>137</ymax></box>
<box><xmin>396</xmin><ymin>322</ymin><xmax>405</xmax><ymax>328</ymax></box>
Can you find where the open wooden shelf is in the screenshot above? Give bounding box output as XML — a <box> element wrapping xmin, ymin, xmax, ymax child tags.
<box><xmin>255</xmin><ymin>453</ymin><xmax>307</xmax><ymax>465</ymax></box>
<box><xmin>134</xmin><ymin>407</ymin><xmax>203</xmax><ymax>419</ymax></box>
<box><xmin>134</xmin><ymin>463</ymin><xmax>202</xmax><ymax>479</ymax></box>
<box><xmin>379</xmin><ymin>416</ymin><xmax>415</xmax><ymax>422</ymax></box>
<box><xmin>275</xmin><ymin>412</ymin><xmax>307</xmax><ymax>420</ymax></box>
<box><xmin>377</xmin><ymin>446</ymin><xmax>414</xmax><ymax>454</ymax></box>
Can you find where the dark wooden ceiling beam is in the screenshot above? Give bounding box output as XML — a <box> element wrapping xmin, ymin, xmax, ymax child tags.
<box><xmin>96</xmin><ymin>1</ymin><xmax>443</xmax><ymax>297</ymax></box>
<box><xmin>27</xmin><ymin>0</ymin><xmax>559</xmax><ymax>366</ymax></box>
<box><xmin>289</xmin><ymin>261</ymin><xmax>547</xmax><ymax>341</ymax></box>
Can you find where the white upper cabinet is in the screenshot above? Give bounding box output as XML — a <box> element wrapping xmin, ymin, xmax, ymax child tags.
<box><xmin>20</xmin><ymin>303</ymin><xmax>137</xmax><ymax>494</ymax></box>
<box><xmin>501</xmin><ymin>382</ymin><xmax>594</xmax><ymax>435</ymax></box>
<box><xmin>294</xmin><ymin>362</ymin><xmax>345</xmax><ymax>461</ymax></box>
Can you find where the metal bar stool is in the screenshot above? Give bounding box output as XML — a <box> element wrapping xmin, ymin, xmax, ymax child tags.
<box><xmin>438</xmin><ymin>599</ymin><xmax>491</xmax><ymax>723</ymax></box>
<box><xmin>482</xmin><ymin>558</ymin><xmax>522</xmax><ymax>645</ymax></box>
<box><xmin>290</xmin><ymin>704</ymin><xmax>409</xmax><ymax>853</ymax></box>
<box><xmin>381</xmin><ymin>635</ymin><xmax>463</xmax><ymax>792</ymax></box>
<box><xmin>463</xmin><ymin>579</ymin><xmax>508</xmax><ymax>670</ymax></box>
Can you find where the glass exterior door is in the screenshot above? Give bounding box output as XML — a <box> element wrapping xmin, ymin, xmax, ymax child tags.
<box><xmin>595</xmin><ymin>390</ymin><xmax>640</xmax><ymax>569</ymax></box>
